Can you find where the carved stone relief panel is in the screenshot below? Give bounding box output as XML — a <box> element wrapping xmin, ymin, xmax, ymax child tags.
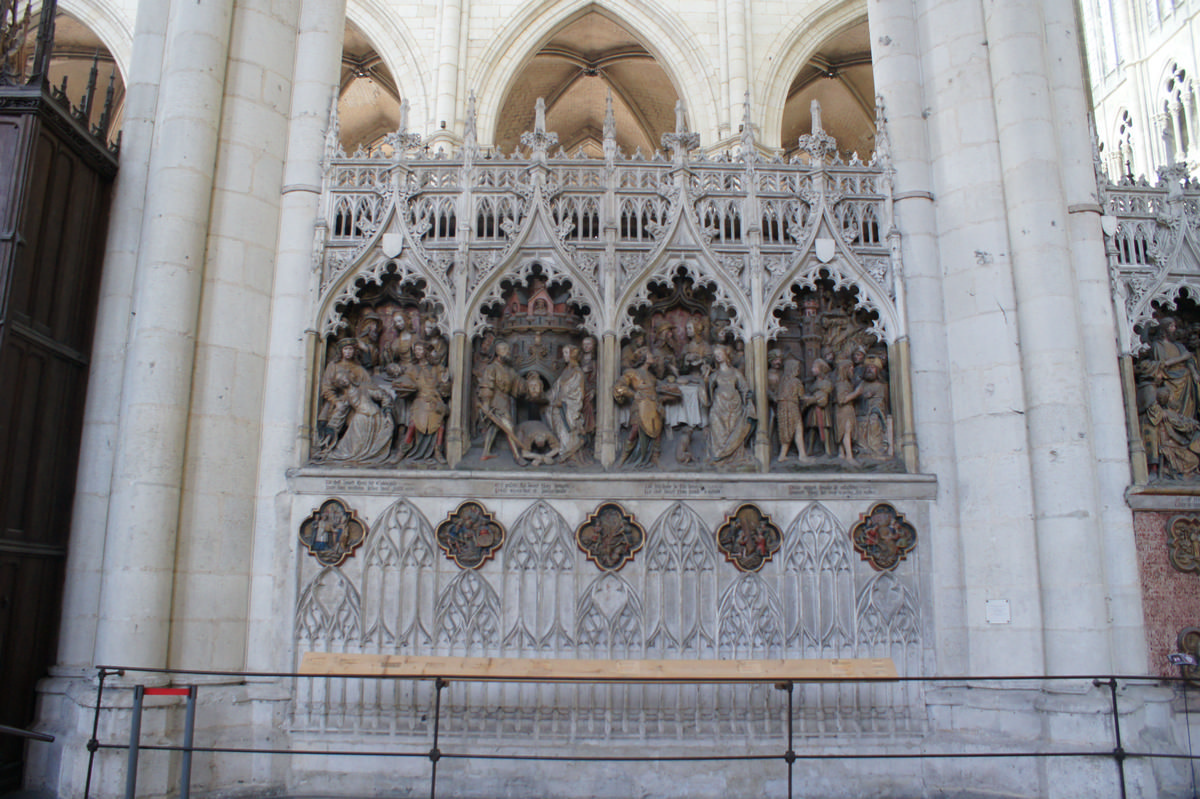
<box><xmin>312</xmin><ymin>277</ymin><xmax>451</xmax><ymax>467</ymax></box>
<box><xmin>770</xmin><ymin>278</ymin><xmax>897</xmax><ymax>471</ymax></box>
<box><xmin>575</xmin><ymin>502</ymin><xmax>645</xmax><ymax>571</ymax></box>
<box><xmin>436</xmin><ymin>501</ymin><xmax>506</xmax><ymax>569</ymax></box>
<box><xmin>1132</xmin><ymin>299</ymin><xmax>1200</xmax><ymax>483</ymax></box>
<box><xmin>292</xmin><ymin>495</ymin><xmax>926</xmax><ymax>739</ymax></box>
<box><xmin>616</xmin><ymin>273</ymin><xmax>751</xmax><ymax>471</ymax></box>
<box><xmin>850</xmin><ymin>502</ymin><xmax>916</xmax><ymax>571</ymax></box>
<box><xmin>469</xmin><ymin>270</ymin><xmax>595</xmax><ymax>468</ymax></box>
<box><xmin>298</xmin><ymin>498</ymin><xmax>367</xmax><ymax>567</ymax></box>
<box><xmin>716</xmin><ymin>503</ymin><xmax>782</xmax><ymax>572</ymax></box>
<box><xmin>1167</xmin><ymin>514</ymin><xmax>1200</xmax><ymax>573</ymax></box>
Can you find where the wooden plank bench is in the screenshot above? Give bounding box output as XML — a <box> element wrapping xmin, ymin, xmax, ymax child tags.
<box><xmin>299</xmin><ymin>653</ymin><xmax>897</xmax><ymax>683</ymax></box>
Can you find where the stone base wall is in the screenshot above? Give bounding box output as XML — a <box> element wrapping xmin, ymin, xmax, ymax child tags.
<box><xmin>27</xmin><ymin>677</ymin><xmax>1194</xmax><ymax>798</ymax></box>
<box><xmin>1130</xmin><ymin>504</ymin><xmax>1200</xmax><ymax>676</ymax></box>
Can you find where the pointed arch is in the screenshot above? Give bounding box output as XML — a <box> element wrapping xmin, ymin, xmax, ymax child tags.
<box><xmin>756</xmin><ymin>0</ymin><xmax>868</xmax><ymax>152</ymax></box>
<box><xmin>58</xmin><ymin>0</ymin><xmax>133</xmax><ymax>80</ymax></box>
<box><xmin>347</xmin><ymin>0</ymin><xmax>432</xmax><ymax>130</ymax></box>
<box><xmin>472</xmin><ymin>0</ymin><xmax>720</xmax><ymax>147</ymax></box>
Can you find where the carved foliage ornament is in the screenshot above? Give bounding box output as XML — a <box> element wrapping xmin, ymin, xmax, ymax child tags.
<box><xmin>716</xmin><ymin>503</ymin><xmax>782</xmax><ymax>572</ymax></box>
<box><xmin>576</xmin><ymin>502</ymin><xmax>645</xmax><ymax>572</ymax></box>
<box><xmin>299</xmin><ymin>498</ymin><xmax>368</xmax><ymax>567</ymax></box>
<box><xmin>1168</xmin><ymin>514</ymin><xmax>1200</xmax><ymax>574</ymax></box>
<box><xmin>849</xmin><ymin>502</ymin><xmax>916</xmax><ymax>571</ymax></box>
<box><xmin>436</xmin><ymin>501</ymin><xmax>506</xmax><ymax>569</ymax></box>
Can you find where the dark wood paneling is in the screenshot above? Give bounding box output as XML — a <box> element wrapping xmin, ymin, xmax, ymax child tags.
<box><xmin>0</xmin><ymin>93</ymin><xmax>112</xmax><ymax>791</ymax></box>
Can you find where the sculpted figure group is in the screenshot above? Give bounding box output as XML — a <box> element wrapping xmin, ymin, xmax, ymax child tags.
<box><xmin>314</xmin><ymin>306</ymin><xmax>452</xmax><ymax>465</ymax></box>
<box><xmin>1136</xmin><ymin>314</ymin><xmax>1200</xmax><ymax>480</ymax></box>
<box><xmin>313</xmin><ymin>288</ymin><xmax>894</xmax><ymax>470</ymax></box>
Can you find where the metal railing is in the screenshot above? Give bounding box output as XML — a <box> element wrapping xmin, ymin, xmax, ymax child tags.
<box><xmin>79</xmin><ymin>665</ymin><xmax>1200</xmax><ymax>799</ymax></box>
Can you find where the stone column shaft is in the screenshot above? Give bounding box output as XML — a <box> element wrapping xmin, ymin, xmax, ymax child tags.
<box><xmin>93</xmin><ymin>0</ymin><xmax>236</xmax><ymax>671</ymax></box>
<box><xmin>726</xmin><ymin>0</ymin><xmax>748</xmax><ymax>131</ymax></box>
<box><xmin>54</xmin><ymin>0</ymin><xmax>170</xmax><ymax>674</ymax></box>
<box><xmin>1044</xmin><ymin>0</ymin><xmax>1145</xmax><ymax>673</ymax></box>
<box><xmin>982</xmin><ymin>0</ymin><xmax>1112</xmax><ymax>674</ymax></box>
<box><xmin>246</xmin><ymin>0</ymin><xmax>348</xmax><ymax>673</ymax></box>
<box><xmin>868</xmin><ymin>0</ymin><xmax>971</xmax><ymax>672</ymax></box>
<box><xmin>435</xmin><ymin>0</ymin><xmax>463</xmax><ymax>130</ymax></box>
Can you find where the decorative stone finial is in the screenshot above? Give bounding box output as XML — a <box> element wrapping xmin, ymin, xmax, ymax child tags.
<box><xmin>464</xmin><ymin>90</ymin><xmax>479</xmax><ymax>159</ymax></box>
<box><xmin>797</xmin><ymin>99</ymin><xmax>838</xmax><ymax>164</ymax></box>
<box><xmin>384</xmin><ymin>98</ymin><xmax>422</xmax><ymax>156</ymax></box>
<box><xmin>324</xmin><ymin>94</ymin><xmax>345</xmax><ymax>158</ymax></box>
<box><xmin>661</xmin><ymin>99</ymin><xmax>699</xmax><ymax>162</ymax></box>
<box><xmin>521</xmin><ymin>97</ymin><xmax>559</xmax><ymax>159</ymax></box>
<box><xmin>739</xmin><ymin>92</ymin><xmax>757</xmax><ymax>159</ymax></box>
<box><xmin>603</xmin><ymin>88</ymin><xmax>617</xmax><ymax>162</ymax></box>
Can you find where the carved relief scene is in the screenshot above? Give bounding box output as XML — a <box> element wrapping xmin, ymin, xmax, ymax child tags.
<box><xmin>617</xmin><ymin>273</ymin><xmax>754</xmax><ymax>470</ymax></box>
<box><xmin>1133</xmin><ymin>297</ymin><xmax>1200</xmax><ymax>482</ymax></box>
<box><xmin>312</xmin><ymin>276</ymin><xmax>452</xmax><ymax>466</ymax></box>
<box><xmin>465</xmin><ymin>270</ymin><xmax>596</xmax><ymax>468</ymax></box>
<box><xmin>769</xmin><ymin>277</ymin><xmax>897</xmax><ymax>471</ymax></box>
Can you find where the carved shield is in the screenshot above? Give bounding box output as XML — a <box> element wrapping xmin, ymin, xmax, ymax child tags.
<box><xmin>381</xmin><ymin>232</ymin><xmax>403</xmax><ymax>258</ymax></box>
<box><xmin>815</xmin><ymin>237</ymin><xmax>836</xmax><ymax>263</ymax></box>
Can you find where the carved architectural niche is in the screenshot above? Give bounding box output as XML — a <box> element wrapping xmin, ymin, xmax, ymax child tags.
<box><xmin>298</xmin><ymin>498</ymin><xmax>368</xmax><ymax>567</ymax></box>
<box><xmin>1168</xmin><ymin>514</ymin><xmax>1200</xmax><ymax>574</ymax></box>
<box><xmin>849</xmin><ymin>502</ymin><xmax>916</xmax><ymax>571</ymax></box>
<box><xmin>312</xmin><ymin>276</ymin><xmax>451</xmax><ymax>467</ymax></box>
<box><xmin>716</xmin><ymin>504</ymin><xmax>782</xmax><ymax>572</ymax></box>
<box><xmin>770</xmin><ymin>278</ymin><xmax>896</xmax><ymax>470</ymax></box>
<box><xmin>1131</xmin><ymin>299</ymin><xmax>1200</xmax><ymax>483</ymax></box>
<box><xmin>471</xmin><ymin>269</ymin><xmax>595</xmax><ymax>468</ymax></box>
<box><xmin>616</xmin><ymin>272</ymin><xmax>751</xmax><ymax>470</ymax></box>
<box><xmin>436</xmin><ymin>501</ymin><xmax>506</xmax><ymax>569</ymax></box>
<box><xmin>576</xmin><ymin>502</ymin><xmax>645</xmax><ymax>571</ymax></box>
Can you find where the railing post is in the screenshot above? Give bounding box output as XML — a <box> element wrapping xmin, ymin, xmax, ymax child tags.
<box><xmin>777</xmin><ymin>681</ymin><xmax>796</xmax><ymax>799</ymax></box>
<box><xmin>180</xmin><ymin>686</ymin><xmax>198</xmax><ymax>799</ymax></box>
<box><xmin>430</xmin><ymin>677</ymin><xmax>445</xmax><ymax>799</ymax></box>
<box><xmin>84</xmin><ymin>667</ymin><xmax>117</xmax><ymax>799</ymax></box>
<box><xmin>124</xmin><ymin>685</ymin><xmax>145</xmax><ymax>799</ymax></box>
<box><xmin>1094</xmin><ymin>678</ymin><xmax>1127</xmax><ymax>799</ymax></box>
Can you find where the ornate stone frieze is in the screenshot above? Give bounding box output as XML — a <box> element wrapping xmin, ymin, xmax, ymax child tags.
<box><xmin>311</xmin><ymin>98</ymin><xmax>905</xmax><ymax>473</ymax></box>
<box><xmin>292</xmin><ymin>496</ymin><xmax>925</xmax><ymax>738</ymax></box>
<box><xmin>849</xmin><ymin>502</ymin><xmax>916</xmax><ymax>571</ymax></box>
<box><xmin>436</xmin><ymin>501</ymin><xmax>506</xmax><ymax>569</ymax></box>
<box><xmin>298</xmin><ymin>498</ymin><xmax>367</xmax><ymax>567</ymax></box>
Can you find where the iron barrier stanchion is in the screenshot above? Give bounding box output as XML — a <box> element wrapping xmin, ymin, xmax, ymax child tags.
<box><xmin>124</xmin><ymin>685</ymin><xmax>144</xmax><ymax>799</ymax></box>
<box><xmin>84</xmin><ymin>667</ymin><xmax>117</xmax><ymax>799</ymax></box>
<box><xmin>778</xmin><ymin>680</ymin><xmax>795</xmax><ymax>799</ymax></box>
<box><xmin>179</xmin><ymin>685</ymin><xmax>198</xmax><ymax>799</ymax></box>
<box><xmin>1096</xmin><ymin>678</ymin><xmax>1128</xmax><ymax>799</ymax></box>
<box><xmin>429</xmin><ymin>677</ymin><xmax>445</xmax><ymax>799</ymax></box>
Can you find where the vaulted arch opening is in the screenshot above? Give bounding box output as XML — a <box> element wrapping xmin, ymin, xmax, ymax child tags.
<box><xmin>781</xmin><ymin>19</ymin><xmax>875</xmax><ymax>160</ymax></box>
<box><xmin>337</xmin><ymin>19</ymin><xmax>401</xmax><ymax>154</ymax></box>
<box><xmin>493</xmin><ymin>10</ymin><xmax>682</xmax><ymax>156</ymax></box>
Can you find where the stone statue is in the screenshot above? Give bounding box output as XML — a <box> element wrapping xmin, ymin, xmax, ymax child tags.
<box><xmin>774</xmin><ymin>358</ymin><xmax>806</xmax><ymax>462</ymax></box>
<box><xmin>394</xmin><ymin>340</ymin><xmax>451</xmax><ymax>463</ymax></box>
<box><xmin>1147</xmin><ymin>385</ymin><xmax>1200</xmax><ymax>479</ymax></box>
<box><xmin>855</xmin><ymin>358</ymin><xmax>891</xmax><ymax>459</ymax></box>
<box><xmin>422</xmin><ymin>317</ymin><xmax>448</xmax><ymax>367</ymax></box>
<box><xmin>477</xmin><ymin>338</ymin><xmax>527</xmax><ymax>462</ymax></box>
<box><xmin>1150</xmin><ymin>316</ymin><xmax>1200</xmax><ymax>419</ymax></box>
<box><xmin>706</xmin><ymin>345</ymin><xmax>755</xmax><ymax>467</ymax></box>
<box><xmin>833</xmin><ymin>359</ymin><xmax>862</xmax><ymax>463</ymax></box>
<box><xmin>315</xmin><ymin>339</ymin><xmax>395</xmax><ymax>465</ymax></box>
<box><xmin>354</xmin><ymin>312</ymin><xmax>381</xmax><ymax>369</ymax></box>
<box><xmin>614</xmin><ymin>347</ymin><xmax>666</xmax><ymax>468</ymax></box>
<box><xmin>802</xmin><ymin>358</ymin><xmax>834</xmax><ymax>458</ymax></box>
<box><xmin>580</xmin><ymin>336</ymin><xmax>597</xmax><ymax>439</ymax></box>
<box><xmin>545</xmin><ymin>344</ymin><xmax>589</xmax><ymax>464</ymax></box>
